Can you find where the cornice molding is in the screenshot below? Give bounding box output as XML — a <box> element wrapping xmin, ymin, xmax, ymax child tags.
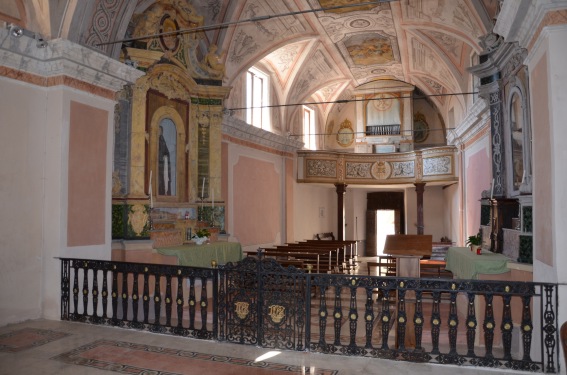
<box><xmin>447</xmin><ymin>98</ymin><xmax>490</xmax><ymax>146</ymax></box>
<box><xmin>0</xmin><ymin>29</ymin><xmax>143</xmax><ymax>92</ymax></box>
<box><xmin>495</xmin><ymin>0</ymin><xmax>567</xmax><ymax>48</ymax></box>
<box><xmin>222</xmin><ymin>115</ymin><xmax>304</xmax><ymax>154</ymax></box>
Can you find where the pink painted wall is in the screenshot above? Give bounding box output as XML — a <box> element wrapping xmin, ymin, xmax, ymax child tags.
<box><xmin>531</xmin><ymin>53</ymin><xmax>553</xmax><ymax>266</ymax></box>
<box><xmin>465</xmin><ymin>146</ymin><xmax>491</xmax><ymax>237</ymax></box>
<box><xmin>233</xmin><ymin>156</ymin><xmax>280</xmax><ymax>245</ymax></box>
<box><xmin>286</xmin><ymin>157</ymin><xmax>294</xmax><ymax>242</ymax></box>
<box><xmin>222</xmin><ymin>142</ymin><xmax>229</xmax><ymax>228</ymax></box>
<box><xmin>67</xmin><ymin>101</ymin><xmax>107</xmax><ymax>246</ymax></box>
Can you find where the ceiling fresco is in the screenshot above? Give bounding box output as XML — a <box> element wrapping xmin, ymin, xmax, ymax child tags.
<box><xmin>2</xmin><ymin>0</ymin><xmax>498</xmax><ymax>123</ymax></box>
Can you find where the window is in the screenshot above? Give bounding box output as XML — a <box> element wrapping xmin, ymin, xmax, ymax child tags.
<box><xmin>246</xmin><ymin>67</ymin><xmax>270</xmax><ymax>130</ymax></box>
<box><xmin>303</xmin><ymin>106</ymin><xmax>316</xmax><ymax>150</ymax></box>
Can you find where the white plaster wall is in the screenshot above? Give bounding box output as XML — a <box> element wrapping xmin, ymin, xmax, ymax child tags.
<box><xmin>0</xmin><ymin>78</ymin><xmax>117</xmax><ymax>325</ymax></box>
<box><xmin>405</xmin><ymin>185</ymin><xmax>447</xmax><ymax>241</ymax></box>
<box><xmin>525</xmin><ymin>25</ymin><xmax>567</xmax><ymax>367</ymax></box>
<box><xmin>292</xmin><ymin>184</ymin><xmax>337</xmax><ymax>242</ymax></box>
<box><xmin>442</xmin><ymin>182</ymin><xmax>460</xmax><ymax>245</ymax></box>
<box><xmin>345</xmin><ymin>188</ymin><xmax>367</xmax><ymax>244</ymax></box>
<box><xmin>0</xmin><ymin>78</ymin><xmax>47</xmax><ymax>325</ymax></box>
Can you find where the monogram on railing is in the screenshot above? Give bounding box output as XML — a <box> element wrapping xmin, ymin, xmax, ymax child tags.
<box><xmin>59</xmin><ymin>257</ymin><xmax>559</xmax><ymax>373</ymax></box>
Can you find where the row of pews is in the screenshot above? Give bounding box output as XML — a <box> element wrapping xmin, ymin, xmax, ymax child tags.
<box><xmin>246</xmin><ymin>240</ymin><xmax>358</xmax><ymax>274</ymax></box>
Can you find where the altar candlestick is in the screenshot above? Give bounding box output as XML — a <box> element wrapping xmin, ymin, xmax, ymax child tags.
<box><xmin>149</xmin><ymin>170</ymin><xmax>153</xmax><ymax>208</ymax></box>
<box><xmin>490</xmin><ymin>178</ymin><xmax>494</xmax><ymax>199</ymax></box>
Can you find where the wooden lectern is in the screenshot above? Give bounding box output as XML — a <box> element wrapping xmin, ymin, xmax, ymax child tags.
<box><xmin>383</xmin><ymin>234</ymin><xmax>433</xmax><ymax>349</ymax></box>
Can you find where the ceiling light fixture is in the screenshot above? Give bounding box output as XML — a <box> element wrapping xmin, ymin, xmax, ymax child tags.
<box><xmin>8</xmin><ymin>24</ymin><xmax>23</xmax><ymax>38</ymax></box>
<box><xmin>35</xmin><ymin>33</ymin><xmax>47</xmax><ymax>48</ymax></box>
<box><xmin>6</xmin><ymin>23</ymin><xmax>48</xmax><ymax>48</ymax></box>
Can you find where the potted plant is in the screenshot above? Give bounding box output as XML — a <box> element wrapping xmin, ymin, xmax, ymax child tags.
<box><xmin>466</xmin><ymin>232</ymin><xmax>482</xmax><ymax>253</ymax></box>
<box><xmin>192</xmin><ymin>228</ymin><xmax>210</xmax><ymax>245</ymax></box>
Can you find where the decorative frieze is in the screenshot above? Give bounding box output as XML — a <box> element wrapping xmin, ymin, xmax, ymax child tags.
<box><xmin>391</xmin><ymin>161</ymin><xmax>415</xmax><ymax>178</ymax></box>
<box><xmin>346</xmin><ymin>162</ymin><xmax>372</xmax><ymax>178</ymax></box>
<box><xmin>298</xmin><ymin>146</ymin><xmax>457</xmax><ymax>185</ymax></box>
<box><xmin>423</xmin><ymin>156</ymin><xmax>452</xmax><ymax>176</ymax></box>
<box><xmin>306</xmin><ymin>160</ymin><xmax>337</xmax><ymax>178</ymax></box>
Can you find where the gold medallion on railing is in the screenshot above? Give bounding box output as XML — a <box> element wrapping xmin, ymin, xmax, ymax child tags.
<box><xmin>235</xmin><ymin>301</ymin><xmax>249</xmax><ymax>320</ymax></box>
<box><xmin>371</xmin><ymin>161</ymin><xmax>391</xmax><ymax>180</ymax></box>
<box><xmin>268</xmin><ymin>305</ymin><xmax>286</xmax><ymax>324</ymax></box>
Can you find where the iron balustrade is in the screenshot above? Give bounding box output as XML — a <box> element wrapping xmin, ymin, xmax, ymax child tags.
<box><xmin>59</xmin><ymin>257</ymin><xmax>559</xmax><ymax>373</ymax></box>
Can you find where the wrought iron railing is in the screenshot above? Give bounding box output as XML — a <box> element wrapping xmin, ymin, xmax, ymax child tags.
<box><xmin>59</xmin><ymin>257</ymin><xmax>560</xmax><ymax>373</ymax></box>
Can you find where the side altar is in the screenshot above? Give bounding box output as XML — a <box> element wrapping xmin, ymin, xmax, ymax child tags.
<box><xmin>110</xmin><ymin>0</ymin><xmax>231</xmax><ymax>249</ymax></box>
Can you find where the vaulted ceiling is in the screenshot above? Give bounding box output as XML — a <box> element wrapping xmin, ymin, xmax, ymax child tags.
<box><xmin>1</xmin><ymin>0</ymin><xmax>499</xmax><ymax>119</ymax></box>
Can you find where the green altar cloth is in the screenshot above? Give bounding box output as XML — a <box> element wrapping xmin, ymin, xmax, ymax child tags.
<box><xmin>157</xmin><ymin>242</ymin><xmax>242</xmax><ymax>268</ymax></box>
<box><xmin>445</xmin><ymin>247</ymin><xmax>510</xmax><ymax>279</ymax></box>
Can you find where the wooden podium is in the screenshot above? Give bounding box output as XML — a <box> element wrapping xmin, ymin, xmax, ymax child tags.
<box><xmin>384</xmin><ymin>234</ymin><xmax>432</xmax><ymax>349</ymax></box>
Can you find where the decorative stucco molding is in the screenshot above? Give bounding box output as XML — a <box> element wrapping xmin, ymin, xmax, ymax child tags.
<box><xmin>0</xmin><ymin>29</ymin><xmax>143</xmax><ymax>92</ymax></box>
<box><xmin>222</xmin><ymin>115</ymin><xmax>304</xmax><ymax>154</ymax></box>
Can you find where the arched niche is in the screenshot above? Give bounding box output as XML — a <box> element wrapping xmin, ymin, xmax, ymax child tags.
<box><xmin>129</xmin><ymin>63</ymin><xmax>231</xmax><ymax>205</ymax></box>
<box><xmin>504</xmin><ymin>76</ymin><xmax>532</xmax><ymax>196</ymax></box>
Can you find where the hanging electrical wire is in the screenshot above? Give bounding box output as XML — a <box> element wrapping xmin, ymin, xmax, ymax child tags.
<box><xmin>287</xmin><ymin>128</ymin><xmax>455</xmax><ymax>137</ymax></box>
<box><xmin>97</xmin><ymin>0</ymin><xmax>396</xmax><ymax>46</ymax></box>
<box><xmin>225</xmin><ymin>91</ymin><xmax>479</xmax><ymax>112</ymax></box>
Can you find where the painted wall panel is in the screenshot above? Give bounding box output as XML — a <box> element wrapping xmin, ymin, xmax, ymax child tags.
<box><xmin>67</xmin><ymin>101</ymin><xmax>107</xmax><ymax>246</ymax></box>
<box><xmin>233</xmin><ymin>156</ymin><xmax>280</xmax><ymax>246</ymax></box>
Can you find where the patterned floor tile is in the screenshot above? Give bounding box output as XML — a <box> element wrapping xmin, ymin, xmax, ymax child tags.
<box><xmin>52</xmin><ymin>339</ymin><xmax>339</xmax><ymax>375</ymax></box>
<box><xmin>0</xmin><ymin>328</ymin><xmax>70</xmax><ymax>353</ymax></box>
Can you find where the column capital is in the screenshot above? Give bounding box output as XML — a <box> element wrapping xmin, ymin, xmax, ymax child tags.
<box><xmin>335</xmin><ymin>183</ymin><xmax>348</xmax><ymax>194</ymax></box>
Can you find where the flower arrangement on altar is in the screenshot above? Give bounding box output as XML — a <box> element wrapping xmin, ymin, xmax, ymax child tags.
<box><xmin>192</xmin><ymin>228</ymin><xmax>210</xmax><ymax>245</ymax></box>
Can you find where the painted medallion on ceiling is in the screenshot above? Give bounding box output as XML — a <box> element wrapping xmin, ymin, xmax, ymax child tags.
<box><xmin>344</xmin><ymin>33</ymin><xmax>396</xmax><ymax>65</ymax></box>
<box><xmin>318</xmin><ymin>0</ymin><xmax>378</xmax><ymax>13</ymax></box>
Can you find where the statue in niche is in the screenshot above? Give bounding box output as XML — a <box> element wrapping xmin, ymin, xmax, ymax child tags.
<box><xmin>201</xmin><ymin>44</ymin><xmax>226</xmax><ymax>79</ymax></box>
<box><xmin>510</xmin><ymin>93</ymin><xmax>524</xmax><ymax>190</ymax></box>
<box><xmin>158</xmin><ymin>125</ymin><xmax>171</xmax><ymax>195</ymax></box>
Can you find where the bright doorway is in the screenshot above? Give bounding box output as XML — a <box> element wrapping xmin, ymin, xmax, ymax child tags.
<box><xmin>376</xmin><ymin>210</ymin><xmax>396</xmax><ymax>255</ymax></box>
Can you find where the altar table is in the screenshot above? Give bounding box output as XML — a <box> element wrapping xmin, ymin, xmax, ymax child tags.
<box><xmin>157</xmin><ymin>242</ymin><xmax>242</xmax><ymax>268</ymax></box>
<box><xmin>445</xmin><ymin>246</ymin><xmax>510</xmax><ymax>279</ymax></box>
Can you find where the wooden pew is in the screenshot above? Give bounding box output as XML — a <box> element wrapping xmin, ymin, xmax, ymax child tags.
<box><xmin>301</xmin><ymin>240</ymin><xmax>358</xmax><ymax>262</ymax></box>
<box><xmin>275</xmin><ymin>245</ymin><xmax>338</xmax><ymax>271</ymax></box>
<box><xmin>246</xmin><ymin>248</ymin><xmax>334</xmax><ymax>273</ymax></box>
<box><xmin>266</xmin><ymin>250</ymin><xmax>332</xmax><ymax>273</ymax></box>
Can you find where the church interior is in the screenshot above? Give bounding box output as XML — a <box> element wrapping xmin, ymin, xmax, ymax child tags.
<box><xmin>1</xmin><ymin>0</ymin><xmax>567</xmax><ymax>374</ymax></box>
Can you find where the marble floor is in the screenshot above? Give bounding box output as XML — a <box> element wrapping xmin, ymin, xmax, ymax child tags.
<box><xmin>0</xmin><ymin>319</ymin><xmax>527</xmax><ymax>375</ymax></box>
